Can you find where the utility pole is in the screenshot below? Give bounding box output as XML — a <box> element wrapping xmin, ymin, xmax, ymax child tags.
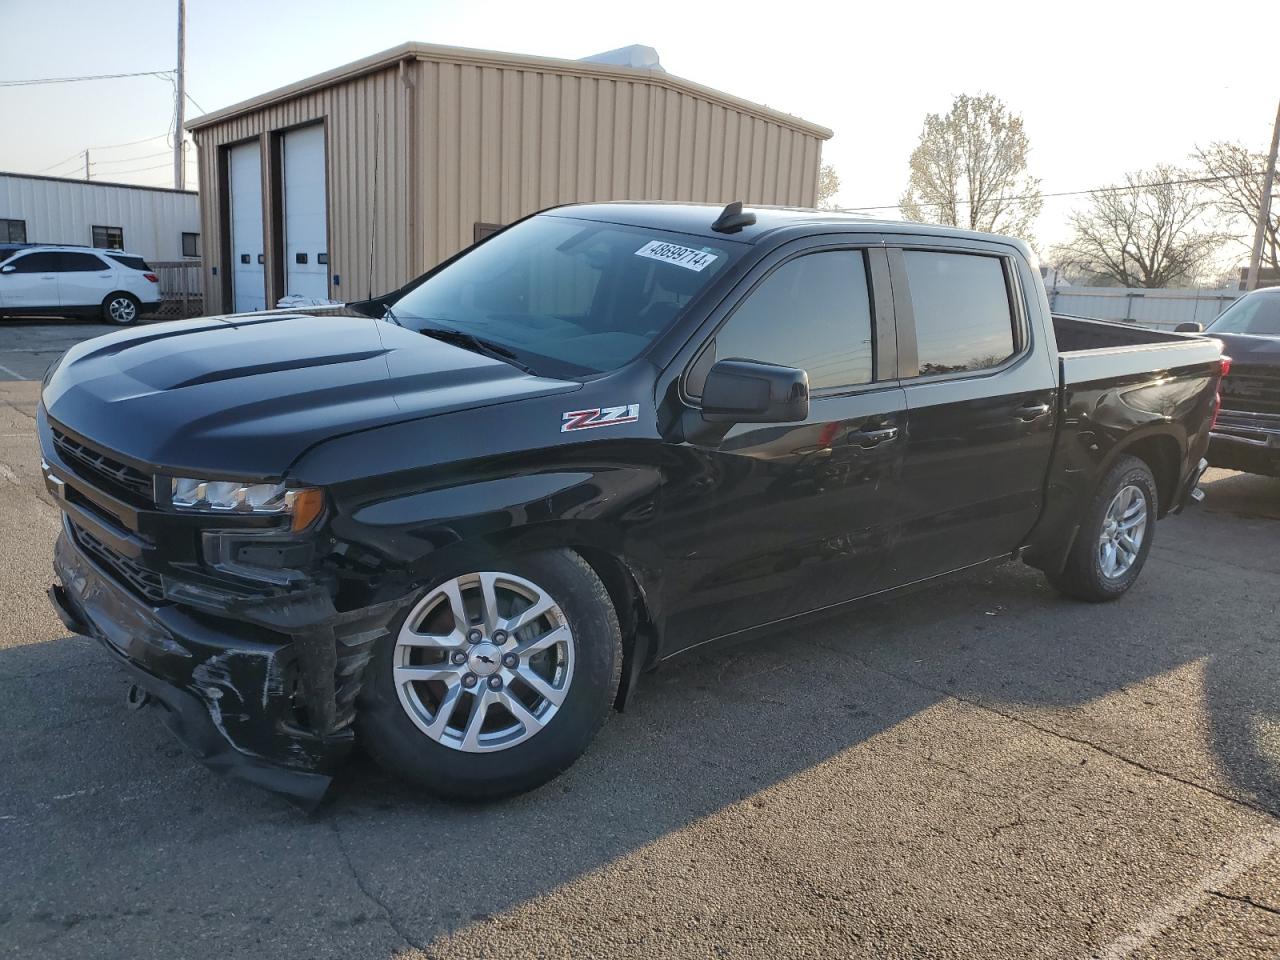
<box><xmin>83</xmin><ymin>149</ymin><xmax>90</xmax><ymax>181</ymax></box>
<box><xmin>174</xmin><ymin>0</ymin><xmax>186</xmax><ymax>190</ymax></box>
<box><xmin>1245</xmin><ymin>98</ymin><xmax>1280</xmax><ymax>291</ymax></box>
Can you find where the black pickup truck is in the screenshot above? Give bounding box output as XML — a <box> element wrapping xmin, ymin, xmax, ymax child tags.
<box><xmin>41</xmin><ymin>202</ymin><xmax>1224</xmax><ymax>806</ymax></box>
<box><xmin>1178</xmin><ymin>287</ymin><xmax>1280</xmax><ymax>477</ymax></box>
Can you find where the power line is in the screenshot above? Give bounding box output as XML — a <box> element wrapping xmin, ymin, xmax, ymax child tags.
<box><xmin>92</xmin><ymin>150</ymin><xmax>171</xmax><ymax>166</ymax></box>
<box><xmin>36</xmin><ymin>151</ymin><xmax>86</xmax><ymax>173</ymax></box>
<box><xmin>837</xmin><ymin>172</ymin><xmax>1265</xmax><ymax>215</ymax></box>
<box><xmin>0</xmin><ymin>69</ymin><xmax>173</xmax><ymax>88</ymax></box>
<box><xmin>96</xmin><ymin>161</ymin><xmax>173</xmax><ymax>176</ymax></box>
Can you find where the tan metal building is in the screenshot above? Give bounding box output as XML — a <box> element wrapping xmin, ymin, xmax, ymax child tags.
<box><xmin>187</xmin><ymin>42</ymin><xmax>831</xmax><ymax>315</ymax></box>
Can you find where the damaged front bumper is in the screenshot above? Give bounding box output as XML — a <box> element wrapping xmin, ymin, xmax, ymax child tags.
<box><xmin>50</xmin><ymin>527</ymin><xmax>403</xmax><ymax>808</ymax></box>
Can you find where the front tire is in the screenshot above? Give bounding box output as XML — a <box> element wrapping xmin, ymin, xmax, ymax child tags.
<box><xmin>1047</xmin><ymin>454</ymin><xmax>1158</xmax><ymax>602</ymax></box>
<box><xmin>357</xmin><ymin>549</ymin><xmax>622</xmax><ymax>800</ymax></box>
<box><xmin>103</xmin><ymin>292</ymin><xmax>141</xmax><ymax>325</ymax></box>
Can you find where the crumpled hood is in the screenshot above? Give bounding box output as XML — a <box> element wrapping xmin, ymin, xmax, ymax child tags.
<box><xmin>41</xmin><ymin>312</ymin><xmax>579</xmax><ymax>477</ymax></box>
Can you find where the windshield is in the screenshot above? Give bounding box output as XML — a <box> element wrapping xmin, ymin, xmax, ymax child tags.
<box><xmin>388</xmin><ymin>214</ymin><xmax>741</xmax><ymax>376</ymax></box>
<box><xmin>1206</xmin><ymin>290</ymin><xmax>1280</xmax><ymax>337</ymax></box>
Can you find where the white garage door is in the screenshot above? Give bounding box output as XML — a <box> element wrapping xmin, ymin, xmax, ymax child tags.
<box><xmin>228</xmin><ymin>142</ymin><xmax>265</xmax><ymax>312</ymax></box>
<box><xmin>282</xmin><ymin>125</ymin><xmax>329</xmax><ymax>301</ymax></box>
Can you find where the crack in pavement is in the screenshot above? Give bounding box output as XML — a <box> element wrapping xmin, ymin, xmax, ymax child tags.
<box><xmin>827</xmin><ymin>647</ymin><xmax>1280</xmax><ymax>823</ymax></box>
<box><xmin>328</xmin><ymin>817</ymin><xmax>426</xmax><ymax>954</ymax></box>
<box><xmin>1206</xmin><ymin>889</ymin><xmax>1280</xmax><ymax>918</ymax></box>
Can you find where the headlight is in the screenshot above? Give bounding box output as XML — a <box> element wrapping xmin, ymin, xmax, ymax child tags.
<box><xmin>170</xmin><ymin>478</ymin><xmax>324</xmax><ymax>531</ymax></box>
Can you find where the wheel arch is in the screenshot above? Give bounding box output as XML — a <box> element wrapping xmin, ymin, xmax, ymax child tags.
<box><xmin>1106</xmin><ymin>429</ymin><xmax>1183</xmax><ymax>518</ymax></box>
<box><xmin>481</xmin><ymin>522</ymin><xmax>661</xmax><ymax>711</ymax></box>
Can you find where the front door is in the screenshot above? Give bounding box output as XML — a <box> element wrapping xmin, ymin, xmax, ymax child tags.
<box><xmin>0</xmin><ymin>251</ymin><xmax>60</xmax><ymax>309</ymax></box>
<box><xmin>661</xmin><ymin>243</ymin><xmax>907</xmax><ymax>652</ymax></box>
<box><xmin>888</xmin><ymin>244</ymin><xmax>1058</xmax><ymax>579</ymax></box>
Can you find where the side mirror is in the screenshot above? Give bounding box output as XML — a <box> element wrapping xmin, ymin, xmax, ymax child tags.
<box><xmin>1174</xmin><ymin>321</ymin><xmax>1203</xmax><ymax>333</ymax></box>
<box><xmin>701</xmin><ymin>358</ymin><xmax>809</xmax><ymax>424</ymax></box>
<box><xmin>0</xmin><ymin>265</ymin><xmax>14</xmax><ymax>274</ymax></box>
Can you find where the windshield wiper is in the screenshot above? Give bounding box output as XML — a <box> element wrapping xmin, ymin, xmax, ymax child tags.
<box><xmin>381</xmin><ymin>304</ymin><xmax>405</xmax><ymax>327</ymax></box>
<box><xmin>416</xmin><ymin>324</ymin><xmax>538</xmax><ymax>376</ymax></box>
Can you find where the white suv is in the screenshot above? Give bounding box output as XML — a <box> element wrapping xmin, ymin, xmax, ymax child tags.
<box><xmin>0</xmin><ymin>245</ymin><xmax>162</xmax><ymax>325</ymax></box>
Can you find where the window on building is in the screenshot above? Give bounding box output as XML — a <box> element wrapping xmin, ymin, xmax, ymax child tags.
<box><xmin>473</xmin><ymin>222</ymin><xmax>504</xmax><ymax>244</ymax></box>
<box><xmin>0</xmin><ymin>219</ymin><xmax>26</xmax><ymax>243</ymax></box>
<box><xmin>58</xmin><ymin>252</ymin><xmax>110</xmax><ymax>272</ymax></box>
<box><xmin>92</xmin><ymin>225</ymin><xmax>124</xmax><ymax>250</ymax></box>
<box><xmin>902</xmin><ymin>251</ymin><xmax>1016</xmax><ymax>377</ymax></box>
<box><xmin>182</xmin><ymin>232</ymin><xmax>200</xmax><ymax>258</ymax></box>
<box><xmin>691</xmin><ymin>250</ymin><xmax>876</xmax><ymax>395</ymax></box>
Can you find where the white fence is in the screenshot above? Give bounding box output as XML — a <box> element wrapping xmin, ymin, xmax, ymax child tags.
<box><xmin>1047</xmin><ymin>286</ymin><xmax>1241</xmax><ymax>330</ymax></box>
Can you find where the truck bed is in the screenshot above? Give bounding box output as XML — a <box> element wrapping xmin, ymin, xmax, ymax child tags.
<box><xmin>1052</xmin><ymin>314</ymin><xmax>1222</xmax><ymax>384</ymax></box>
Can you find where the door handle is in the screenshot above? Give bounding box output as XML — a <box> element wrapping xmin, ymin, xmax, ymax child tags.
<box><xmin>1017</xmin><ymin>402</ymin><xmax>1051</xmax><ymax>421</ymax></box>
<box><xmin>850</xmin><ymin>426</ymin><xmax>899</xmax><ymax>448</ymax></box>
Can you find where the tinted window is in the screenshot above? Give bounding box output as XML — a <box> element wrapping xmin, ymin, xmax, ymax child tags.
<box><xmin>108</xmin><ymin>254</ymin><xmax>151</xmax><ymax>272</ymax></box>
<box><xmin>1</xmin><ymin>219</ymin><xmax>26</xmax><ymax>242</ymax></box>
<box><xmin>1206</xmin><ymin>291</ymin><xmax>1280</xmax><ymax>337</ymax></box>
<box><xmin>181</xmin><ymin>232</ymin><xmax>200</xmax><ymax>258</ymax></box>
<box><xmin>694</xmin><ymin>250</ymin><xmax>874</xmax><ymax>393</ymax></box>
<box><xmin>59</xmin><ymin>252</ymin><xmax>109</xmax><ymax>272</ymax></box>
<box><xmin>391</xmin><ymin>215</ymin><xmax>741</xmax><ymax>376</ymax></box>
<box><xmin>903</xmin><ymin>251</ymin><xmax>1015</xmax><ymax>376</ymax></box>
<box><xmin>8</xmin><ymin>252</ymin><xmax>60</xmax><ymax>273</ymax></box>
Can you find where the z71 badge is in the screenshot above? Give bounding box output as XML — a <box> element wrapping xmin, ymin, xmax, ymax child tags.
<box><xmin>561</xmin><ymin>404</ymin><xmax>640</xmax><ymax>432</ymax></box>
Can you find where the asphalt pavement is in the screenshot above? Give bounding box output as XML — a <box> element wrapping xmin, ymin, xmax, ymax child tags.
<box><xmin>1</xmin><ymin>343</ymin><xmax>1279</xmax><ymax>958</ymax></box>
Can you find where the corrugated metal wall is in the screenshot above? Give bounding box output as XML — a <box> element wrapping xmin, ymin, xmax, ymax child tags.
<box><xmin>192</xmin><ymin>65</ymin><xmax>409</xmax><ymax>311</ymax></box>
<box><xmin>192</xmin><ymin>51</ymin><xmax>827</xmax><ymax>314</ymax></box>
<box><xmin>0</xmin><ymin>175</ymin><xmax>199</xmax><ymax>261</ymax></box>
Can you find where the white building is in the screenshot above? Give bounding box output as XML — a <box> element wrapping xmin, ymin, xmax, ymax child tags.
<box><xmin>0</xmin><ymin>172</ymin><xmax>200</xmax><ymax>262</ymax></box>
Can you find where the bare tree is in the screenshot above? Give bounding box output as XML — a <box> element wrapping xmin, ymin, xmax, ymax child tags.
<box><xmin>1051</xmin><ymin>165</ymin><xmax>1227</xmax><ymax>288</ymax></box>
<box><xmin>1193</xmin><ymin>141</ymin><xmax>1279</xmax><ymax>270</ymax></box>
<box><xmin>816</xmin><ymin>164</ymin><xmax>840</xmax><ymax>210</ymax></box>
<box><xmin>900</xmin><ymin>93</ymin><xmax>1042</xmax><ymax>243</ymax></box>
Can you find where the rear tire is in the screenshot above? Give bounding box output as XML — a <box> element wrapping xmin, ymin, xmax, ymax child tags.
<box><xmin>357</xmin><ymin>549</ymin><xmax>622</xmax><ymax>801</ymax></box>
<box><xmin>1047</xmin><ymin>454</ymin><xmax>1158</xmax><ymax>602</ymax></box>
<box><xmin>102</xmin><ymin>292</ymin><xmax>140</xmax><ymax>325</ymax></box>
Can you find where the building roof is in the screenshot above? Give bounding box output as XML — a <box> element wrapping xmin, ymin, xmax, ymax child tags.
<box><xmin>186</xmin><ymin>41</ymin><xmax>832</xmax><ymax>139</ymax></box>
<box><xmin>0</xmin><ymin>171</ymin><xmax>197</xmax><ymax>196</ymax></box>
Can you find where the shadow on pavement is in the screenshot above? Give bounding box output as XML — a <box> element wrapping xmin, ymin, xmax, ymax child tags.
<box><xmin>1</xmin><ymin>470</ymin><xmax>1276</xmax><ymax>957</ymax></box>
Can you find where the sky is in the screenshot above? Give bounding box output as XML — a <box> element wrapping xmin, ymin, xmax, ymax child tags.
<box><xmin>1</xmin><ymin>0</ymin><xmax>1277</xmax><ymax>251</ymax></box>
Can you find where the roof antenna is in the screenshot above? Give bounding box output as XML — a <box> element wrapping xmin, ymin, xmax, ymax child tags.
<box><xmin>711</xmin><ymin>201</ymin><xmax>756</xmax><ymax>233</ymax></box>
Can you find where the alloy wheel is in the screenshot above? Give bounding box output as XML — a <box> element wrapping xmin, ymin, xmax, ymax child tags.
<box><xmin>393</xmin><ymin>571</ymin><xmax>575</xmax><ymax>753</ymax></box>
<box><xmin>1098</xmin><ymin>483</ymin><xmax>1148</xmax><ymax>578</ymax></box>
<box><xmin>108</xmin><ymin>297</ymin><xmax>137</xmax><ymax>323</ymax></box>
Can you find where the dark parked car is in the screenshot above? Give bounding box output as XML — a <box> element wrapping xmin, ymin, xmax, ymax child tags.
<box><xmin>41</xmin><ymin>203</ymin><xmax>1224</xmax><ymax>806</ymax></box>
<box><xmin>1178</xmin><ymin>287</ymin><xmax>1280</xmax><ymax>477</ymax></box>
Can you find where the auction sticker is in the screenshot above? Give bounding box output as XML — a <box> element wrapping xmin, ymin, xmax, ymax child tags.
<box><xmin>634</xmin><ymin>240</ymin><xmax>718</xmax><ymax>272</ymax></box>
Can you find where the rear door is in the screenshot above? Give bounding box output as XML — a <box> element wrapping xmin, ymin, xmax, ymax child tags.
<box><xmin>661</xmin><ymin>239</ymin><xmax>908</xmax><ymax>650</ymax></box>
<box><xmin>888</xmin><ymin>242</ymin><xmax>1058</xmax><ymax>579</ymax></box>
<box><xmin>0</xmin><ymin>251</ymin><xmax>61</xmax><ymax>309</ymax></box>
<box><xmin>55</xmin><ymin>252</ymin><xmax>114</xmax><ymax>307</ymax></box>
